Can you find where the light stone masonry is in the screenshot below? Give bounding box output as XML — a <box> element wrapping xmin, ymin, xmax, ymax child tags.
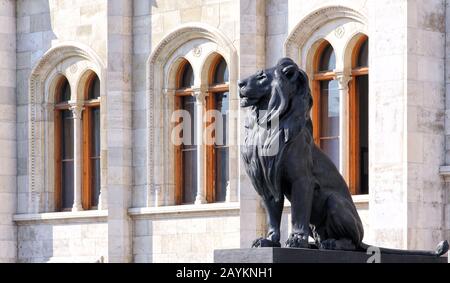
<box><xmin>1</xmin><ymin>0</ymin><xmax>448</xmax><ymax>263</ymax></box>
<box><xmin>0</xmin><ymin>0</ymin><xmax>16</xmax><ymax>263</ymax></box>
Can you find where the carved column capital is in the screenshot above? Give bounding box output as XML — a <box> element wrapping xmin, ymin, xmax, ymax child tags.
<box><xmin>193</xmin><ymin>88</ymin><xmax>207</xmax><ymax>104</ymax></box>
<box><xmin>69</xmin><ymin>103</ymin><xmax>84</xmax><ymax>120</ymax></box>
<box><xmin>335</xmin><ymin>71</ymin><xmax>352</xmax><ymax>90</ymax></box>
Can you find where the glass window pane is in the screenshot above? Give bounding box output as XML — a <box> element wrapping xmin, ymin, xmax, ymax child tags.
<box><xmin>91</xmin><ymin>107</ymin><xmax>101</xmax><ymax>206</ymax></box>
<box><xmin>92</xmin><ymin>108</ymin><xmax>101</xmax><ymax>156</ymax></box>
<box><xmin>215</xmin><ymin>92</ymin><xmax>228</xmax><ymax>146</ymax></box>
<box><xmin>180</xmin><ymin>95</ymin><xmax>197</xmax><ymax>204</ymax></box>
<box><xmin>320</xmin><ymin>80</ymin><xmax>340</xmax><ymax>137</ymax></box>
<box><xmin>357</xmin><ymin>39</ymin><xmax>369</xmax><ymax>68</ymax></box>
<box><xmin>182</xmin><ymin>148</ymin><xmax>197</xmax><ymax>204</ymax></box>
<box><xmin>62</xmin><ymin>110</ymin><xmax>74</xmax><ymax>159</ymax></box>
<box><xmin>215</xmin><ymin>146</ymin><xmax>229</xmax><ymax>202</ymax></box>
<box><xmin>91</xmin><ymin>158</ymin><xmax>101</xmax><ymax>207</ymax></box>
<box><xmin>357</xmin><ymin>75</ymin><xmax>369</xmax><ymax>194</ymax></box>
<box><xmin>62</xmin><ymin>161</ymin><xmax>74</xmax><ymax>209</ymax></box>
<box><xmin>320</xmin><ymin>139</ymin><xmax>339</xmax><ymax>169</ymax></box>
<box><xmin>58</xmin><ymin>78</ymin><xmax>71</xmax><ymax>103</ymax></box>
<box><xmin>182</xmin><ymin>95</ymin><xmax>196</xmax><ymax>145</ymax></box>
<box><xmin>181</xmin><ymin>63</ymin><xmax>194</xmax><ymax>88</ymax></box>
<box><xmin>214</xmin><ymin>91</ymin><xmax>229</xmax><ymax>202</ymax></box>
<box><xmin>319</xmin><ymin>44</ymin><xmax>336</xmax><ymax>71</ymax></box>
<box><xmin>88</xmin><ymin>75</ymin><xmax>100</xmax><ymax>100</ymax></box>
<box><xmin>214</xmin><ymin>58</ymin><xmax>229</xmax><ymax>84</ymax></box>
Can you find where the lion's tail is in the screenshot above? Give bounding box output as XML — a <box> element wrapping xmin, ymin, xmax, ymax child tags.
<box><xmin>359</xmin><ymin>240</ymin><xmax>449</xmax><ymax>257</ymax></box>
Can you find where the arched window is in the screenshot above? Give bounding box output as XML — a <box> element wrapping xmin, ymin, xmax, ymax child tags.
<box><xmin>206</xmin><ymin>55</ymin><xmax>229</xmax><ymax>203</ymax></box>
<box><xmin>54</xmin><ymin>76</ymin><xmax>74</xmax><ymax>211</ymax></box>
<box><xmin>82</xmin><ymin>73</ymin><xmax>101</xmax><ymax>209</ymax></box>
<box><xmin>174</xmin><ymin>60</ymin><xmax>197</xmax><ymax>204</ymax></box>
<box><xmin>349</xmin><ymin>36</ymin><xmax>369</xmax><ymax>195</ymax></box>
<box><xmin>312</xmin><ymin>42</ymin><xmax>340</xmax><ymax>169</ymax></box>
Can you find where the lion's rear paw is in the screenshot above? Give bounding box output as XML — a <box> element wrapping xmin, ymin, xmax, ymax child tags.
<box><xmin>285</xmin><ymin>233</ymin><xmax>309</xmax><ymax>248</ymax></box>
<box><xmin>251</xmin><ymin>237</ymin><xmax>281</xmax><ymax>248</ymax></box>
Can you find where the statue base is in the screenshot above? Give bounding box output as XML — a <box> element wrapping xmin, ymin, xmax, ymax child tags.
<box><xmin>214</xmin><ymin>248</ymin><xmax>448</xmax><ymax>263</ymax></box>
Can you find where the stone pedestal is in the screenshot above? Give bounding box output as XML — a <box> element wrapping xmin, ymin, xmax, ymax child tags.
<box><xmin>214</xmin><ymin>248</ymin><xmax>448</xmax><ymax>263</ymax></box>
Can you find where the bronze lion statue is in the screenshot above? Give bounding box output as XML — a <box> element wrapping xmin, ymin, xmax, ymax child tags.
<box><xmin>239</xmin><ymin>58</ymin><xmax>448</xmax><ymax>256</ymax></box>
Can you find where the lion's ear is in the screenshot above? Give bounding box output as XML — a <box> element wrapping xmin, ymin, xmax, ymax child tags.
<box><xmin>282</xmin><ymin>65</ymin><xmax>299</xmax><ymax>82</ymax></box>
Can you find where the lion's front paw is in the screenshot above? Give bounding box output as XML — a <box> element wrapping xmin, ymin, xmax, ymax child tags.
<box><xmin>285</xmin><ymin>233</ymin><xmax>309</xmax><ymax>248</ymax></box>
<box><xmin>251</xmin><ymin>237</ymin><xmax>281</xmax><ymax>248</ymax></box>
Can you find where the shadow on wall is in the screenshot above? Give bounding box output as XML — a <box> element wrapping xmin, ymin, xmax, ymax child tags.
<box><xmin>17</xmin><ymin>222</ymin><xmax>107</xmax><ymax>263</ymax></box>
<box><xmin>16</xmin><ymin>1</ymin><xmax>57</xmax><ymax>215</ymax></box>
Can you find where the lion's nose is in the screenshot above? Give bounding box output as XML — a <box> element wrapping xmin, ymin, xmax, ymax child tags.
<box><xmin>238</xmin><ymin>80</ymin><xmax>246</xmax><ymax>88</ymax></box>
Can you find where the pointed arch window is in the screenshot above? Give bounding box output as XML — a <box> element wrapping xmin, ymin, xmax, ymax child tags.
<box><xmin>174</xmin><ymin>60</ymin><xmax>197</xmax><ymax>204</ymax></box>
<box><xmin>312</xmin><ymin>42</ymin><xmax>340</xmax><ymax>169</ymax></box>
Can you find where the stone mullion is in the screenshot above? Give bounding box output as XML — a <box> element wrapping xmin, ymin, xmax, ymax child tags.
<box><xmin>194</xmin><ymin>89</ymin><xmax>206</xmax><ymax>205</ymax></box>
<box><xmin>336</xmin><ymin>72</ymin><xmax>352</xmax><ymax>180</ymax></box>
<box><xmin>69</xmin><ymin>103</ymin><xmax>84</xmax><ymax>211</ymax></box>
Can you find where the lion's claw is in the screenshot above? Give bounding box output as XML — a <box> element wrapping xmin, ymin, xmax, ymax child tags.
<box><xmin>285</xmin><ymin>233</ymin><xmax>309</xmax><ymax>248</ymax></box>
<box><xmin>252</xmin><ymin>237</ymin><xmax>281</xmax><ymax>248</ymax></box>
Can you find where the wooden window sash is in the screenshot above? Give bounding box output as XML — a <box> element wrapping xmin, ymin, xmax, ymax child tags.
<box><xmin>314</xmin><ymin>72</ymin><xmax>336</xmax><ymax>81</ymax></box>
<box><xmin>174</xmin><ymin>95</ymin><xmax>183</xmax><ymax>205</ymax></box>
<box><xmin>205</xmin><ymin>92</ymin><xmax>216</xmax><ymax>203</ymax></box>
<box><xmin>351</xmin><ymin>67</ymin><xmax>368</xmax><ymax>77</ymax></box>
<box><xmin>348</xmin><ymin>35</ymin><xmax>369</xmax><ymax>195</ymax></box>
<box><xmin>81</xmin><ymin>73</ymin><xmax>101</xmax><ymax>210</ymax></box>
<box><xmin>54</xmin><ymin>109</ymin><xmax>62</xmax><ymax>211</ymax></box>
<box><xmin>82</xmin><ymin>106</ymin><xmax>92</xmax><ymax>209</ymax></box>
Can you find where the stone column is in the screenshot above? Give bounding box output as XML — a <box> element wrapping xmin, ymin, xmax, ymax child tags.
<box><xmin>0</xmin><ymin>0</ymin><xmax>16</xmax><ymax>263</ymax></box>
<box><xmin>238</xmin><ymin>0</ymin><xmax>268</xmax><ymax>247</ymax></box>
<box><xmin>107</xmin><ymin>0</ymin><xmax>133</xmax><ymax>263</ymax></box>
<box><xmin>194</xmin><ymin>89</ymin><xmax>206</xmax><ymax>205</ymax></box>
<box><xmin>70</xmin><ymin>103</ymin><xmax>84</xmax><ymax>211</ymax></box>
<box><xmin>336</xmin><ymin>72</ymin><xmax>351</xmax><ymax>179</ymax></box>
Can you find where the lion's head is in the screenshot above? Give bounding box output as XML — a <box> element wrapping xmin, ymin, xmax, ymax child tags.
<box><xmin>239</xmin><ymin>58</ymin><xmax>313</xmax><ymax>128</ymax></box>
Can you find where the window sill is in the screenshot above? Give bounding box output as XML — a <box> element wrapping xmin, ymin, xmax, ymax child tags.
<box><xmin>352</xmin><ymin>194</ymin><xmax>369</xmax><ymax>204</ymax></box>
<box><xmin>128</xmin><ymin>202</ymin><xmax>240</xmax><ymax>218</ymax></box>
<box><xmin>13</xmin><ymin>210</ymin><xmax>108</xmax><ymax>224</ymax></box>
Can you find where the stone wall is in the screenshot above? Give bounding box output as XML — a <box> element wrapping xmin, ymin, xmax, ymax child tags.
<box><xmin>445</xmin><ymin>0</ymin><xmax>450</xmax><ymax>246</ymax></box>
<box><xmin>406</xmin><ymin>0</ymin><xmax>446</xmax><ymax>250</ymax></box>
<box><xmin>130</xmin><ymin>204</ymin><xmax>240</xmax><ymax>263</ymax></box>
<box><xmin>238</xmin><ymin>0</ymin><xmax>267</xmax><ymax>248</ymax></box>
<box><xmin>367</xmin><ymin>0</ymin><xmax>408</xmax><ymax>249</ymax></box>
<box><xmin>16</xmin><ymin>0</ymin><xmax>107</xmax><ymax>214</ymax></box>
<box><xmin>265</xmin><ymin>0</ymin><xmax>288</xmax><ymax>67</ymax></box>
<box><xmin>0</xmin><ymin>0</ymin><xmax>16</xmax><ymax>263</ymax></box>
<box><xmin>15</xmin><ymin>213</ymin><xmax>107</xmax><ymax>263</ymax></box>
<box><xmin>106</xmin><ymin>0</ymin><xmax>133</xmax><ymax>263</ymax></box>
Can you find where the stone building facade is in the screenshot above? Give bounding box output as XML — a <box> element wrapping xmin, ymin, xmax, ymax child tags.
<box><xmin>0</xmin><ymin>0</ymin><xmax>449</xmax><ymax>262</ymax></box>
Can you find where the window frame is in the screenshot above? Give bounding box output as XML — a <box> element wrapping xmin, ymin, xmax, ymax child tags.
<box><xmin>206</xmin><ymin>55</ymin><xmax>229</xmax><ymax>203</ymax></box>
<box><xmin>82</xmin><ymin>73</ymin><xmax>101</xmax><ymax>210</ymax></box>
<box><xmin>174</xmin><ymin>60</ymin><xmax>196</xmax><ymax>205</ymax></box>
<box><xmin>54</xmin><ymin>77</ymin><xmax>73</xmax><ymax>212</ymax></box>
<box><xmin>349</xmin><ymin>35</ymin><xmax>369</xmax><ymax>195</ymax></box>
<box><xmin>312</xmin><ymin>41</ymin><xmax>338</xmax><ymax>151</ymax></box>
